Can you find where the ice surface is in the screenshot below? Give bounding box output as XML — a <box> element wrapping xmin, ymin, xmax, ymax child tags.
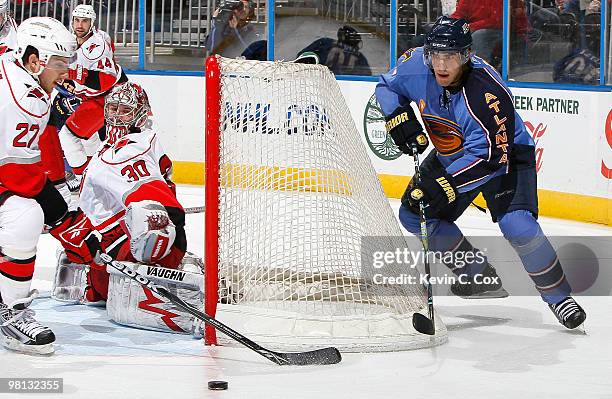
<box><xmin>1</xmin><ymin>185</ymin><xmax>611</xmax><ymax>398</ymax></box>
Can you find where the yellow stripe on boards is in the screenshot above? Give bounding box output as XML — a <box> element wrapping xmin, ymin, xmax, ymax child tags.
<box><xmin>173</xmin><ymin>161</ymin><xmax>352</xmax><ymax>195</ymax></box>
<box><xmin>173</xmin><ymin>162</ymin><xmax>612</xmax><ymax>226</ymax></box>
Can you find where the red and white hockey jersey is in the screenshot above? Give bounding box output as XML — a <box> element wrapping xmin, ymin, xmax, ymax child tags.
<box><xmin>71</xmin><ymin>28</ymin><xmax>124</xmax><ymax>97</ymax></box>
<box><xmin>0</xmin><ymin>17</ymin><xmax>17</xmax><ymax>56</ymax></box>
<box><xmin>0</xmin><ymin>57</ymin><xmax>51</xmax><ymax>200</ymax></box>
<box><xmin>79</xmin><ymin>127</ymin><xmax>180</xmax><ymax>231</ymax></box>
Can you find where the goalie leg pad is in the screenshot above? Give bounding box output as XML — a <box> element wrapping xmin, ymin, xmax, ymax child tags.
<box><xmin>51</xmin><ymin>251</ymin><xmax>89</xmax><ymax>304</ymax></box>
<box><xmin>106</xmin><ymin>261</ymin><xmax>203</xmax><ymax>335</ymax></box>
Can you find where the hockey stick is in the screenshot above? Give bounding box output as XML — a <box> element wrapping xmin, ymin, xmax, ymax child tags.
<box><xmin>410</xmin><ymin>146</ymin><xmax>436</xmax><ymax>336</ymax></box>
<box><xmin>98</xmin><ymin>253</ymin><xmax>342</xmax><ymax>366</ymax></box>
<box><xmin>185</xmin><ymin>206</ymin><xmax>205</xmax><ymax>214</ymax></box>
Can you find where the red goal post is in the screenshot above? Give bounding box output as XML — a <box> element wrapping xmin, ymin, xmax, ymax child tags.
<box><xmin>203</xmin><ymin>55</ymin><xmax>446</xmax><ymax>352</ymax></box>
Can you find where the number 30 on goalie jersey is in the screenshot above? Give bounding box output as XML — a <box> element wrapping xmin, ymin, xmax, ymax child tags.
<box><xmin>79</xmin><ymin>127</ymin><xmax>181</xmax><ymax>229</ymax></box>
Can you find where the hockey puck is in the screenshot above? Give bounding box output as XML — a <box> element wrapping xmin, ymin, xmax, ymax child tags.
<box><xmin>208</xmin><ymin>380</ymin><xmax>228</xmax><ymax>391</ymax></box>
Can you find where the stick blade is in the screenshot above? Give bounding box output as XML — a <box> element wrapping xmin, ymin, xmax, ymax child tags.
<box><xmin>412</xmin><ymin>313</ymin><xmax>435</xmax><ymax>335</ymax></box>
<box><xmin>276</xmin><ymin>347</ymin><xmax>342</xmax><ymax>366</ymax></box>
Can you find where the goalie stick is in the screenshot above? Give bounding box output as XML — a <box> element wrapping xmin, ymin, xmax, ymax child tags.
<box><xmin>98</xmin><ymin>253</ymin><xmax>342</xmax><ymax>366</ymax></box>
<box><xmin>185</xmin><ymin>206</ymin><xmax>205</xmax><ymax>214</ymax></box>
<box><xmin>410</xmin><ymin>145</ymin><xmax>436</xmax><ymax>336</ymax></box>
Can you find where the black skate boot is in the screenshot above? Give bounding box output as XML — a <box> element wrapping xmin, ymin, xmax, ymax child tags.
<box><xmin>549</xmin><ymin>297</ymin><xmax>586</xmax><ymax>329</ymax></box>
<box><xmin>0</xmin><ymin>291</ymin><xmax>55</xmax><ymax>354</ymax></box>
<box><xmin>450</xmin><ymin>264</ymin><xmax>509</xmax><ymax>299</ymax></box>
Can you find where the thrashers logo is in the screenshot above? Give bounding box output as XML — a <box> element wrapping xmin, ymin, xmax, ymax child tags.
<box><xmin>139</xmin><ymin>286</ymin><xmax>184</xmax><ymax>332</ymax></box>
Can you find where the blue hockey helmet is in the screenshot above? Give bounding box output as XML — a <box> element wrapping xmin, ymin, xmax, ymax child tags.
<box><xmin>424</xmin><ymin>16</ymin><xmax>472</xmax><ymax>68</ymax></box>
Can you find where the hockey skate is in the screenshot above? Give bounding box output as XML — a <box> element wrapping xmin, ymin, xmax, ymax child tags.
<box><xmin>450</xmin><ymin>264</ymin><xmax>509</xmax><ymax>299</ymax></box>
<box><xmin>0</xmin><ymin>291</ymin><xmax>55</xmax><ymax>355</ymax></box>
<box><xmin>549</xmin><ymin>296</ymin><xmax>586</xmax><ymax>329</ymax></box>
<box><xmin>65</xmin><ymin>171</ymin><xmax>81</xmax><ymax>194</ymax></box>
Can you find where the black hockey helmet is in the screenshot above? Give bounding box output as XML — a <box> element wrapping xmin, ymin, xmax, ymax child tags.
<box><xmin>424</xmin><ymin>16</ymin><xmax>472</xmax><ymax>51</ymax></box>
<box><xmin>423</xmin><ymin>16</ymin><xmax>472</xmax><ymax>68</ymax></box>
<box><xmin>337</xmin><ymin>25</ymin><xmax>362</xmax><ymax>49</ymax></box>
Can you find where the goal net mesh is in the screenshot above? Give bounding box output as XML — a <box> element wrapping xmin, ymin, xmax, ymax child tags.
<box><xmin>206</xmin><ymin>56</ymin><xmax>447</xmax><ymax>351</ymax></box>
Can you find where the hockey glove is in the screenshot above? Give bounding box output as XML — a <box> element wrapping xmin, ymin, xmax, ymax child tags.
<box><xmin>56</xmin><ymin>79</ymin><xmax>77</xmax><ymax>97</ymax></box>
<box><xmin>121</xmin><ymin>200</ymin><xmax>177</xmax><ymax>264</ymax></box>
<box><xmin>49</xmin><ymin>94</ymin><xmax>81</xmax><ymax>128</ymax></box>
<box><xmin>407</xmin><ymin>170</ymin><xmax>458</xmax><ymax>216</ymax></box>
<box><xmin>50</xmin><ymin>210</ymin><xmax>102</xmax><ymax>265</ymax></box>
<box><xmin>384</xmin><ymin>104</ymin><xmax>429</xmax><ymax>155</ymax></box>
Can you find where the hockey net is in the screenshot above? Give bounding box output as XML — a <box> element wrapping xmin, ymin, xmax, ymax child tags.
<box><xmin>204</xmin><ymin>55</ymin><xmax>447</xmax><ymax>352</ymax></box>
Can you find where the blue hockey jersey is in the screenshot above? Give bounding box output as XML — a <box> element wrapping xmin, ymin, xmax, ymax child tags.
<box><xmin>376</xmin><ymin>47</ymin><xmax>534</xmax><ymax>193</ymax></box>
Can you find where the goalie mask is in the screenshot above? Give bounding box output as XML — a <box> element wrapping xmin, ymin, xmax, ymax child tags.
<box><xmin>104</xmin><ymin>82</ymin><xmax>151</xmax><ymax>144</ymax></box>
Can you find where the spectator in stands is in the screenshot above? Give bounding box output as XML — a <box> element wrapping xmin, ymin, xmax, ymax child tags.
<box><xmin>241</xmin><ymin>39</ymin><xmax>267</xmax><ymax>61</ymax></box>
<box><xmin>205</xmin><ymin>0</ymin><xmax>254</xmax><ymax>55</ymax></box>
<box><xmin>553</xmin><ymin>12</ymin><xmax>600</xmax><ymax>84</ymax></box>
<box><xmin>451</xmin><ymin>0</ymin><xmax>528</xmax><ymax>65</ymax></box>
<box><xmin>297</xmin><ymin>26</ymin><xmax>371</xmax><ymax>76</ymax></box>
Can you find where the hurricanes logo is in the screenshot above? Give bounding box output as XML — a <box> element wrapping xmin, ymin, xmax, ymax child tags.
<box><xmin>363</xmin><ymin>93</ymin><xmax>402</xmax><ymax>161</ymax></box>
<box><xmin>87</xmin><ymin>43</ymin><xmax>100</xmax><ymax>53</ymax></box>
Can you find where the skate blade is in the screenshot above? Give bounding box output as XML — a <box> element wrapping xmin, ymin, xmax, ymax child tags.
<box><xmin>450</xmin><ymin>287</ymin><xmax>509</xmax><ymax>299</ymax></box>
<box><xmin>2</xmin><ymin>336</ymin><xmax>55</xmax><ymax>355</ymax></box>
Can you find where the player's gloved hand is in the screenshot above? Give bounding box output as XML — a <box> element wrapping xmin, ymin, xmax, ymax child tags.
<box><xmin>50</xmin><ymin>210</ymin><xmax>102</xmax><ymax>265</ymax></box>
<box><xmin>384</xmin><ymin>104</ymin><xmax>428</xmax><ymax>155</ymax></box>
<box><xmin>68</xmin><ymin>65</ymin><xmax>89</xmax><ymax>85</ymax></box>
<box><xmin>121</xmin><ymin>200</ymin><xmax>177</xmax><ymax>264</ymax></box>
<box><xmin>57</xmin><ymin>79</ymin><xmax>77</xmax><ymax>96</ymax></box>
<box><xmin>407</xmin><ymin>170</ymin><xmax>457</xmax><ymax>215</ymax></box>
<box><xmin>49</xmin><ymin>94</ymin><xmax>81</xmax><ymax>128</ymax></box>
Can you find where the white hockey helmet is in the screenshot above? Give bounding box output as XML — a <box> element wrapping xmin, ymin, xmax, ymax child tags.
<box><xmin>0</xmin><ymin>0</ymin><xmax>9</xmax><ymax>30</ymax></box>
<box><xmin>15</xmin><ymin>17</ymin><xmax>77</xmax><ymax>75</ymax></box>
<box><xmin>71</xmin><ymin>4</ymin><xmax>96</xmax><ymax>34</ymax></box>
<box><xmin>105</xmin><ymin>82</ymin><xmax>152</xmax><ymax>143</ymax></box>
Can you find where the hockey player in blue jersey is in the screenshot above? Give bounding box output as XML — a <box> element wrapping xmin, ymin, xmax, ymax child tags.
<box><xmin>375</xmin><ymin>16</ymin><xmax>586</xmax><ymax>329</ymax></box>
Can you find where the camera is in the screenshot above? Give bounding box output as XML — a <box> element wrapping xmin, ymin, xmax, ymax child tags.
<box><xmin>216</xmin><ymin>0</ymin><xmax>245</xmax><ymax>25</ymax></box>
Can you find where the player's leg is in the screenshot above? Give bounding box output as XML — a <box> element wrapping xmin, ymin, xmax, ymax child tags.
<box><xmin>398</xmin><ymin>151</ymin><xmax>506</xmax><ymax>298</ymax></box>
<box><xmin>485</xmin><ymin>165</ymin><xmax>586</xmax><ymax>329</ymax></box>
<box><xmin>0</xmin><ymin>196</ymin><xmax>55</xmax><ymax>354</ymax></box>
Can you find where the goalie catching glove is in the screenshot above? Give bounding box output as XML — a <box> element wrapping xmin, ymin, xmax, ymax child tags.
<box><xmin>405</xmin><ymin>169</ymin><xmax>458</xmax><ymax>216</ymax></box>
<box><xmin>121</xmin><ymin>200</ymin><xmax>177</xmax><ymax>264</ymax></box>
<box><xmin>384</xmin><ymin>104</ymin><xmax>429</xmax><ymax>155</ymax></box>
